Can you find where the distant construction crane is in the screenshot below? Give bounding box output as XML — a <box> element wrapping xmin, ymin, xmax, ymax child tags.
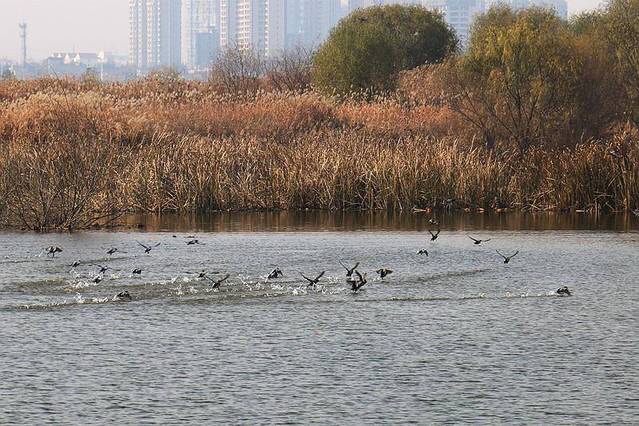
<box><xmin>19</xmin><ymin>23</ymin><xmax>27</xmax><ymax>66</ymax></box>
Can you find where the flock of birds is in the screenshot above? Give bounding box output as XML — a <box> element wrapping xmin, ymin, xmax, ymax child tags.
<box><xmin>40</xmin><ymin>218</ymin><xmax>574</xmax><ymax>302</ymax></box>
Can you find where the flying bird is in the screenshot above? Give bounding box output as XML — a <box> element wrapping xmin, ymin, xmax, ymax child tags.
<box><xmin>376</xmin><ymin>268</ymin><xmax>393</xmax><ymax>279</ymax></box>
<box><xmin>206</xmin><ymin>273</ymin><xmax>230</xmax><ymax>289</ymax></box>
<box><xmin>137</xmin><ymin>241</ymin><xmax>160</xmax><ymax>254</ymax></box>
<box><xmin>186</xmin><ymin>239</ymin><xmax>203</xmax><ymax>245</ymax></box>
<box><xmin>429</xmin><ymin>229</ymin><xmax>440</xmax><ymax>241</ymax></box>
<box><xmin>93</xmin><ymin>276</ymin><xmax>103</xmax><ymax>284</ymax></box>
<box><xmin>417</xmin><ymin>249</ymin><xmax>429</xmax><ymax>256</ymax></box>
<box><xmin>339</xmin><ymin>261</ymin><xmax>360</xmax><ymax>277</ymax></box>
<box><xmin>268</xmin><ymin>268</ymin><xmax>283</xmax><ymax>279</ymax></box>
<box><xmin>115</xmin><ymin>291</ymin><xmax>132</xmax><ymax>301</ymax></box>
<box><xmin>132</xmin><ymin>268</ymin><xmax>142</xmax><ymax>275</ymax></box>
<box><xmin>556</xmin><ymin>286</ymin><xmax>572</xmax><ymax>296</ymax></box>
<box><xmin>96</xmin><ymin>264</ymin><xmax>110</xmax><ymax>274</ymax></box>
<box><xmin>351</xmin><ymin>270</ymin><xmax>368</xmax><ymax>292</ymax></box>
<box><xmin>301</xmin><ymin>271</ymin><xmax>325</xmax><ymax>288</ymax></box>
<box><xmin>468</xmin><ymin>235</ymin><xmax>491</xmax><ymax>245</ymax></box>
<box><xmin>106</xmin><ymin>248</ymin><xmax>118</xmax><ymax>255</ymax></box>
<box><xmin>496</xmin><ymin>250</ymin><xmax>519</xmax><ymax>264</ymax></box>
<box><xmin>45</xmin><ymin>246</ymin><xmax>63</xmax><ymax>257</ymax></box>
<box><xmin>70</xmin><ymin>260</ymin><xmax>81</xmax><ymax>268</ymax></box>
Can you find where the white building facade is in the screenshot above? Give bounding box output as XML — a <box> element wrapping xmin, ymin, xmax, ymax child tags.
<box><xmin>129</xmin><ymin>0</ymin><xmax>181</xmax><ymax>74</ymax></box>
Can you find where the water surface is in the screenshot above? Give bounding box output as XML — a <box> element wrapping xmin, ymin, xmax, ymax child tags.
<box><xmin>2</xmin><ymin>212</ymin><xmax>638</xmax><ymax>424</ymax></box>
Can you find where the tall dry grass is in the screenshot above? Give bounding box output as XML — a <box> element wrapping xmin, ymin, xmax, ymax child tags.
<box><xmin>0</xmin><ymin>78</ymin><xmax>637</xmax><ymax>230</ymax></box>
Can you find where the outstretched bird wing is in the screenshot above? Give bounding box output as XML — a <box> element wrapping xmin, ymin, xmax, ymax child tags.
<box><xmin>468</xmin><ymin>235</ymin><xmax>480</xmax><ymax>243</ymax></box>
<box><xmin>137</xmin><ymin>241</ymin><xmax>150</xmax><ymax>250</ymax></box>
<box><xmin>339</xmin><ymin>260</ymin><xmax>349</xmax><ymax>272</ymax></box>
<box><xmin>483</xmin><ymin>239</ymin><xmax>491</xmax><ymax>243</ymax></box>
<box><xmin>300</xmin><ymin>273</ymin><xmax>314</xmax><ymax>283</ymax></box>
<box><xmin>314</xmin><ymin>271</ymin><xmax>326</xmax><ymax>281</ymax></box>
<box><xmin>509</xmin><ymin>251</ymin><xmax>519</xmax><ymax>259</ymax></box>
<box><xmin>153</xmin><ymin>242</ymin><xmax>161</xmax><ymax>248</ymax></box>
<box><xmin>496</xmin><ymin>250</ymin><xmax>507</xmax><ymax>260</ymax></box>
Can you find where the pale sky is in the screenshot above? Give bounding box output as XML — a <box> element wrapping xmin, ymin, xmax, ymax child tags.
<box><xmin>0</xmin><ymin>0</ymin><xmax>604</xmax><ymax>62</ymax></box>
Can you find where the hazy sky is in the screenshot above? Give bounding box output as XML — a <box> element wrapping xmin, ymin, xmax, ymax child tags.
<box><xmin>0</xmin><ymin>0</ymin><xmax>604</xmax><ymax>61</ymax></box>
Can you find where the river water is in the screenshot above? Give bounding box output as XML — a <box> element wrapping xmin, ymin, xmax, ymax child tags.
<box><xmin>1</xmin><ymin>212</ymin><xmax>638</xmax><ymax>424</ymax></box>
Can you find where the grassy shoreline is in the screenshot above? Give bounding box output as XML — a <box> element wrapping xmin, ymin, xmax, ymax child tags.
<box><xmin>0</xmin><ymin>78</ymin><xmax>637</xmax><ymax>231</ymax></box>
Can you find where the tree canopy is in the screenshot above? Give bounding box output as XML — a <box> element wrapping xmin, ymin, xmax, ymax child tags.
<box><xmin>312</xmin><ymin>5</ymin><xmax>457</xmax><ymax>96</ymax></box>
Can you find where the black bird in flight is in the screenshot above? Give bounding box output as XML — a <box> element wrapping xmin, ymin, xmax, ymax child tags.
<box><xmin>468</xmin><ymin>235</ymin><xmax>491</xmax><ymax>245</ymax></box>
<box><xmin>132</xmin><ymin>268</ymin><xmax>142</xmax><ymax>275</ymax></box>
<box><xmin>376</xmin><ymin>268</ymin><xmax>393</xmax><ymax>279</ymax></box>
<box><xmin>339</xmin><ymin>261</ymin><xmax>360</xmax><ymax>277</ymax></box>
<box><xmin>186</xmin><ymin>239</ymin><xmax>202</xmax><ymax>245</ymax></box>
<box><xmin>96</xmin><ymin>264</ymin><xmax>110</xmax><ymax>274</ymax></box>
<box><xmin>106</xmin><ymin>248</ymin><xmax>118</xmax><ymax>255</ymax></box>
<box><xmin>496</xmin><ymin>250</ymin><xmax>519</xmax><ymax>264</ymax></box>
<box><xmin>351</xmin><ymin>270</ymin><xmax>368</xmax><ymax>292</ymax></box>
<box><xmin>268</xmin><ymin>268</ymin><xmax>283</xmax><ymax>279</ymax></box>
<box><xmin>137</xmin><ymin>241</ymin><xmax>160</xmax><ymax>254</ymax></box>
<box><xmin>46</xmin><ymin>246</ymin><xmax>63</xmax><ymax>257</ymax></box>
<box><xmin>301</xmin><ymin>271</ymin><xmax>325</xmax><ymax>288</ymax></box>
<box><xmin>417</xmin><ymin>249</ymin><xmax>429</xmax><ymax>256</ymax></box>
<box><xmin>556</xmin><ymin>286</ymin><xmax>572</xmax><ymax>296</ymax></box>
<box><xmin>206</xmin><ymin>274</ymin><xmax>230</xmax><ymax>289</ymax></box>
<box><xmin>429</xmin><ymin>229</ymin><xmax>440</xmax><ymax>241</ymax></box>
<box><xmin>115</xmin><ymin>291</ymin><xmax>132</xmax><ymax>301</ymax></box>
<box><xmin>70</xmin><ymin>260</ymin><xmax>81</xmax><ymax>268</ymax></box>
<box><xmin>93</xmin><ymin>276</ymin><xmax>103</xmax><ymax>284</ymax></box>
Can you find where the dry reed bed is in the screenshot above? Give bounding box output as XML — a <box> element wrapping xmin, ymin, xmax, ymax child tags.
<box><xmin>0</xmin><ymin>79</ymin><xmax>637</xmax><ymax>230</ymax></box>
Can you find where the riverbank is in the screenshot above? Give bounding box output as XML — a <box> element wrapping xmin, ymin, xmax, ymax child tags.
<box><xmin>1</xmin><ymin>78</ymin><xmax>637</xmax><ymax>231</ymax></box>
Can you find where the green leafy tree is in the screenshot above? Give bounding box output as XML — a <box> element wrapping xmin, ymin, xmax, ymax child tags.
<box><xmin>312</xmin><ymin>5</ymin><xmax>457</xmax><ymax>96</ymax></box>
<box><xmin>441</xmin><ymin>6</ymin><xmax>583</xmax><ymax>151</ymax></box>
<box><xmin>604</xmin><ymin>0</ymin><xmax>639</xmax><ymax>124</ymax></box>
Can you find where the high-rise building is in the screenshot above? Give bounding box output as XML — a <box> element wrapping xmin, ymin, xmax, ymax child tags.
<box><xmin>423</xmin><ymin>0</ymin><xmax>485</xmax><ymax>46</ymax></box>
<box><xmin>182</xmin><ymin>0</ymin><xmax>218</xmax><ymax>68</ymax></box>
<box><xmin>219</xmin><ymin>0</ymin><xmax>286</xmax><ymax>57</ymax></box>
<box><xmin>130</xmin><ymin>0</ymin><xmax>148</xmax><ymax>72</ymax></box>
<box><xmin>286</xmin><ymin>0</ymin><xmax>342</xmax><ymax>49</ymax></box>
<box><xmin>129</xmin><ymin>0</ymin><xmax>181</xmax><ymax>74</ymax></box>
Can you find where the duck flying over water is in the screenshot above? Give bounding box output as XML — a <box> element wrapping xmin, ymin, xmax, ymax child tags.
<box><xmin>417</xmin><ymin>249</ymin><xmax>429</xmax><ymax>256</ymax></box>
<box><xmin>429</xmin><ymin>229</ymin><xmax>440</xmax><ymax>241</ymax></box>
<box><xmin>556</xmin><ymin>286</ymin><xmax>572</xmax><ymax>296</ymax></box>
<box><xmin>268</xmin><ymin>268</ymin><xmax>283</xmax><ymax>279</ymax></box>
<box><xmin>132</xmin><ymin>268</ymin><xmax>142</xmax><ymax>275</ymax></box>
<box><xmin>45</xmin><ymin>246</ymin><xmax>63</xmax><ymax>257</ymax></box>
<box><xmin>206</xmin><ymin>273</ymin><xmax>230</xmax><ymax>289</ymax></box>
<box><xmin>96</xmin><ymin>264</ymin><xmax>110</xmax><ymax>274</ymax></box>
<box><xmin>186</xmin><ymin>239</ymin><xmax>203</xmax><ymax>245</ymax></box>
<box><xmin>468</xmin><ymin>235</ymin><xmax>491</xmax><ymax>245</ymax></box>
<box><xmin>351</xmin><ymin>270</ymin><xmax>368</xmax><ymax>292</ymax></box>
<box><xmin>93</xmin><ymin>275</ymin><xmax>103</xmax><ymax>284</ymax></box>
<box><xmin>496</xmin><ymin>250</ymin><xmax>519</xmax><ymax>264</ymax></box>
<box><xmin>106</xmin><ymin>248</ymin><xmax>118</xmax><ymax>255</ymax></box>
<box><xmin>70</xmin><ymin>260</ymin><xmax>81</xmax><ymax>268</ymax></box>
<box><xmin>339</xmin><ymin>261</ymin><xmax>360</xmax><ymax>277</ymax></box>
<box><xmin>301</xmin><ymin>271</ymin><xmax>325</xmax><ymax>288</ymax></box>
<box><xmin>137</xmin><ymin>241</ymin><xmax>160</xmax><ymax>254</ymax></box>
<box><xmin>376</xmin><ymin>268</ymin><xmax>393</xmax><ymax>279</ymax></box>
<box><xmin>115</xmin><ymin>291</ymin><xmax>132</xmax><ymax>301</ymax></box>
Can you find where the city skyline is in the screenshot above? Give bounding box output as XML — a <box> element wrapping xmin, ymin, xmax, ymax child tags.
<box><xmin>1</xmin><ymin>0</ymin><xmax>603</xmax><ymax>62</ymax></box>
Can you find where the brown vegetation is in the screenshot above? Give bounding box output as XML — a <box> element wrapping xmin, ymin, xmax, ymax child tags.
<box><xmin>0</xmin><ymin>76</ymin><xmax>637</xmax><ymax>231</ymax></box>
